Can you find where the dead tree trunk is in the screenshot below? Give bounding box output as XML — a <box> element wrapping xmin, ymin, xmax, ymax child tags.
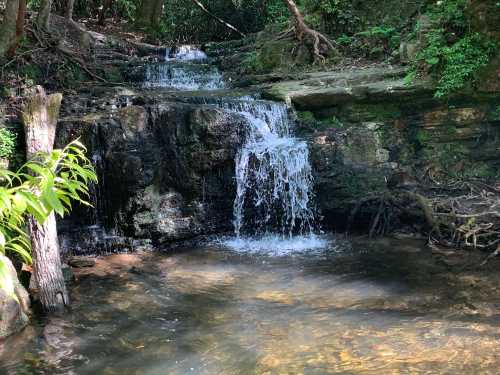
<box><xmin>21</xmin><ymin>86</ymin><xmax>69</xmax><ymax>312</ymax></box>
<box><xmin>0</xmin><ymin>0</ymin><xmax>20</xmax><ymax>58</ymax></box>
<box><xmin>66</xmin><ymin>0</ymin><xmax>75</xmax><ymax>20</ymax></box>
<box><xmin>37</xmin><ymin>0</ymin><xmax>53</xmax><ymax>31</ymax></box>
<box><xmin>282</xmin><ymin>0</ymin><xmax>336</xmax><ymax>61</ymax></box>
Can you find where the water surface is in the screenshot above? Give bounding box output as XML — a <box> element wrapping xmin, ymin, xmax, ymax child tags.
<box><xmin>1</xmin><ymin>238</ymin><xmax>499</xmax><ymax>374</ymax></box>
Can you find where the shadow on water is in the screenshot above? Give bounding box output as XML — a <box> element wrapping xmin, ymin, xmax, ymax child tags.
<box><xmin>1</xmin><ymin>237</ymin><xmax>500</xmax><ymax>374</ymax></box>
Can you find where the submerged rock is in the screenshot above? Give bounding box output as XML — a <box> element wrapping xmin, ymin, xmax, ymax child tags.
<box><xmin>68</xmin><ymin>257</ymin><xmax>96</xmax><ymax>268</ymax></box>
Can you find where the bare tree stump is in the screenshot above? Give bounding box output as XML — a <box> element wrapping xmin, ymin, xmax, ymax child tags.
<box><xmin>21</xmin><ymin>86</ymin><xmax>69</xmax><ymax>312</ymax></box>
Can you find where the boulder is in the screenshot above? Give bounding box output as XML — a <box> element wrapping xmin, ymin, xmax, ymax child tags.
<box><xmin>57</xmin><ymin>93</ymin><xmax>246</xmax><ymax>250</ymax></box>
<box><xmin>0</xmin><ymin>255</ymin><xmax>30</xmax><ymax>339</ymax></box>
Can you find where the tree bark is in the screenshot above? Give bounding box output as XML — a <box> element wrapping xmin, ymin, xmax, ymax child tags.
<box><xmin>37</xmin><ymin>0</ymin><xmax>53</xmax><ymax>31</ymax></box>
<box><xmin>98</xmin><ymin>0</ymin><xmax>113</xmax><ymax>25</ymax></box>
<box><xmin>65</xmin><ymin>0</ymin><xmax>75</xmax><ymax>20</ymax></box>
<box><xmin>21</xmin><ymin>86</ymin><xmax>69</xmax><ymax>313</ymax></box>
<box><xmin>282</xmin><ymin>0</ymin><xmax>336</xmax><ymax>61</ymax></box>
<box><xmin>0</xmin><ymin>0</ymin><xmax>20</xmax><ymax>58</ymax></box>
<box><xmin>6</xmin><ymin>0</ymin><xmax>27</xmax><ymax>56</ymax></box>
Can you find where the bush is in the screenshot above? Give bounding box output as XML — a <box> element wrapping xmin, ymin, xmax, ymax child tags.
<box><xmin>0</xmin><ymin>128</ymin><xmax>16</xmax><ymax>160</ymax></box>
<box><xmin>0</xmin><ymin>140</ymin><xmax>97</xmax><ymax>300</ymax></box>
<box><xmin>407</xmin><ymin>0</ymin><xmax>496</xmax><ymax>98</ymax></box>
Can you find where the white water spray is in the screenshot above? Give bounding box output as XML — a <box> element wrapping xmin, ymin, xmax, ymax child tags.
<box><xmin>220</xmin><ymin>99</ymin><xmax>317</xmax><ymax>238</ymax></box>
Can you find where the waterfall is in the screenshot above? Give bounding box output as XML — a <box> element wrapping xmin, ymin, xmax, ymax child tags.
<box><xmin>219</xmin><ymin>99</ymin><xmax>316</xmax><ymax>237</ymax></box>
<box><xmin>143</xmin><ymin>46</ymin><xmax>225</xmax><ymax>90</ymax></box>
<box><xmin>140</xmin><ymin>46</ymin><xmax>326</xmax><ymax>252</ymax></box>
<box><xmin>165</xmin><ymin>45</ymin><xmax>208</xmax><ymax>61</ymax></box>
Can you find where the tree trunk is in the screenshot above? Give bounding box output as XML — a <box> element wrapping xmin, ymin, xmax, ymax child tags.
<box><xmin>0</xmin><ymin>0</ymin><xmax>20</xmax><ymax>58</ymax></box>
<box><xmin>282</xmin><ymin>0</ymin><xmax>336</xmax><ymax>61</ymax></box>
<box><xmin>137</xmin><ymin>0</ymin><xmax>163</xmax><ymax>27</ymax></box>
<box><xmin>98</xmin><ymin>0</ymin><xmax>113</xmax><ymax>25</ymax></box>
<box><xmin>7</xmin><ymin>0</ymin><xmax>27</xmax><ymax>56</ymax></box>
<box><xmin>21</xmin><ymin>86</ymin><xmax>69</xmax><ymax>312</ymax></box>
<box><xmin>66</xmin><ymin>0</ymin><xmax>75</xmax><ymax>20</ymax></box>
<box><xmin>37</xmin><ymin>0</ymin><xmax>53</xmax><ymax>31</ymax></box>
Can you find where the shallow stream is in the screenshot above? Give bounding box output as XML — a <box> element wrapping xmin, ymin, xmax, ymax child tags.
<box><xmin>1</xmin><ymin>237</ymin><xmax>499</xmax><ymax>374</ymax></box>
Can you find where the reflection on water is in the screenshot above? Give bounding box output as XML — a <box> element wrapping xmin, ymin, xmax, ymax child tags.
<box><xmin>1</xmin><ymin>238</ymin><xmax>499</xmax><ymax>374</ymax></box>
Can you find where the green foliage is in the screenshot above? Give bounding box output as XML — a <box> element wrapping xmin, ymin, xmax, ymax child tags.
<box><xmin>407</xmin><ymin>0</ymin><xmax>496</xmax><ymax>98</ymax></box>
<box><xmin>336</xmin><ymin>34</ymin><xmax>353</xmax><ymax>46</ymax></box>
<box><xmin>357</xmin><ymin>25</ymin><xmax>396</xmax><ymax>39</ymax></box>
<box><xmin>415</xmin><ymin>129</ymin><xmax>430</xmax><ymax>145</ymax></box>
<box><xmin>302</xmin><ymin>0</ymin><xmax>358</xmax><ymax>35</ymax></box>
<box><xmin>18</xmin><ymin>64</ymin><xmax>43</xmax><ymax>83</ymax></box>
<box><xmin>435</xmin><ymin>33</ymin><xmax>495</xmax><ymax>97</ymax></box>
<box><xmin>0</xmin><ymin>140</ymin><xmax>97</xmax><ymax>300</ymax></box>
<box><xmin>356</xmin><ymin>25</ymin><xmax>400</xmax><ymax>52</ymax></box>
<box><xmin>264</xmin><ymin>0</ymin><xmax>290</xmax><ymax>25</ymax></box>
<box><xmin>333</xmin><ymin>25</ymin><xmax>401</xmax><ymax>59</ymax></box>
<box><xmin>150</xmin><ymin>0</ymin><xmax>268</xmax><ymax>43</ymax></box>
<box><xmin>241</xmin><ymin>52</ymin><xmax>263</xmax><ymax>73</ymax></box>
<box><xmin>0</xmin><ymin>128</ymin><xmax>16</xmax><ymax>159</ymax></box>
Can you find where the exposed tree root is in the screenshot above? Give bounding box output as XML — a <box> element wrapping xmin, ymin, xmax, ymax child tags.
<box><xmin>283</xmin><ymin>0</ymin><xmax>338</xmax><ymax>62</ymax></box>
<box><xmin>348</xmin><ymin>176</ymin><xmax>500</xmax><ymax>259</ymax></box>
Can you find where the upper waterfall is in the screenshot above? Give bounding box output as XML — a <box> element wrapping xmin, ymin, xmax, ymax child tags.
<box><xmin>143</xmin><ymin>45</ymin><xmax>225</xmax><ymax>90</ymax></box>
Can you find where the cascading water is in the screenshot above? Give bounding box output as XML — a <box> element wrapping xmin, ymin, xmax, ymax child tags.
<box><xmin>215</xmin><ymin>99</ymin><xmax>327</xmax><ymax>253</ymax></box>
<box><xmin>219</xmin><ymin>100</ymin><xmax>315</xmax><ymax>235</ymax></box>
<box><xmin>141</xmin><ymin>46</ymin><xmax>327</xmax><ymax>253</ymax></box>
<box><xmin>143</xmin><ymin>45</ymin><xmax>225</xmax><ymax>90</ymax></box>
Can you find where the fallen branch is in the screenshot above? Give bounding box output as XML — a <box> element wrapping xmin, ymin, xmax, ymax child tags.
<box><xmin>55</xmin><ymin>42</ymin><xmax>117</xmax><ymax>84</ymax></box>
<box><xmin>190</xmin><ymin>0</ymin><xmax>245</xmax><ymax>38</ymax></box>
<box><xmin>480</xmin><ymin>245</ymin><xmax>500</xmax><ymax>266</ymax></box>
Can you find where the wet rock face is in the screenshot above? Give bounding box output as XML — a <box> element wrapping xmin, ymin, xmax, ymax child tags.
<box><xmin>57</xmin><ymin>94</ymin><xmax>244</xmax><ymax>247</ymax></box>
<box><xmin>283</xmin><ymin>68</ymin><xmax>500</xmax><ymax>231</ymax></box>
<box><xmin>0</xmin><ymin>256</ymin><xmax>30</xmax><ymax>339</ymax></box>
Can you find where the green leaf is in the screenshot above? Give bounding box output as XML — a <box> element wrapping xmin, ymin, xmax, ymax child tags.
<box><xmin>426</xmin><ymin>57</ymin><xmax>440</xmax><ymax>65</ymax></box>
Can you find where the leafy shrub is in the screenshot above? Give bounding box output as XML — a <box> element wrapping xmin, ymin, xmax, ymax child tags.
<box><xmin>0</xmin><ymin>128</ymin><xmax>16</xmax><ymax>160</ymax></box>
<box><xmin>356</xmin><ymin>25</ymin><xmax>400</xmax><ymax>53</ymax></box>
<box><xmin>0</xmin><ymin>140</ymin><xmax>97</xmax><ymax>299</ymax></box>
<box><xmin>435</xmin><ymin>33</ymin><xmax>495</xmax><ymax>97</ymax></box>
<box><xmin>302</xmin><ymin>0</ymin><xmax>359</xmax><ymax>35</ymax></box>
<box><xmin>264</xmin><ymin>0</ymin><xmax>290</xmax><ymax>25</ymax></box>
<box><xmin>241</xmin><ymin>51</ymin><xmax>263</xmax><ymax>73</ymax></box>
<box><xmin>407</xmin><ymin>0</ymin><xmax>496</xmax><ymax>98</ymax></box>
<box><xmin>336</xmin><ymin>34</ymin><xmax>353</xmax><ymax>46</ymax></box>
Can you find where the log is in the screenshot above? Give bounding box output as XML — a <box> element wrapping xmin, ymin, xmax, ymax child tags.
<box><xmin>21</xmin><ymin>86</ymin><xmax>69</xmax><ymax>312</ymax></box>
